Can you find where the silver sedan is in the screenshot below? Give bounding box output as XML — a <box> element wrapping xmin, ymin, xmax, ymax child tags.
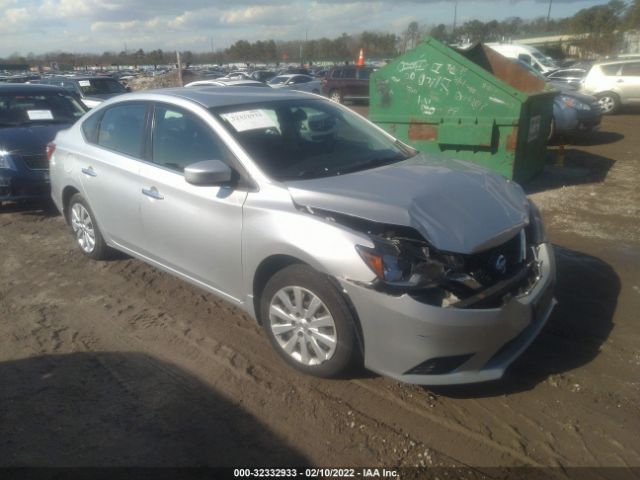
<box><xmin>49</xmin><ymin>87</ymin><xmax>555</xmax><ymax>385</ymax></box>
<box><xmin>268</xmin><ymin>74</ymin><xmax>322</xmax><ymax>94</ymax></box>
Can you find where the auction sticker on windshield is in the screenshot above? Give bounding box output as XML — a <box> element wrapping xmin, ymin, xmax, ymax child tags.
<box><xmin>221</xmin><ymin>109</ymin><xmax>277</xmax><ymax>132</ymax></box>
<box><xmin>27</xmin><ymin>110</ymin><xmax>54</xmax><ymax>121</ymax></box>
<box><xmin>78</xmin><ymin>80</ymin><xmax>91</xmax><ymax>87</ymax></box>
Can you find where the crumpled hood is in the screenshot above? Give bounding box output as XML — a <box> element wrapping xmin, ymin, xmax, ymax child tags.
<box><xmin>286</xmin><ymin>155</ymin><xmax>530</xmax><ymax>254</ymax></box>
<box><xmin>0</xmin><ymin>124</ymin><xmax>70</xmax><ymax>156</ymax></box>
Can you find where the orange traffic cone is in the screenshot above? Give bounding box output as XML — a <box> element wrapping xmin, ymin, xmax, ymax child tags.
<box><xmin>357</xmin><ymin>49</ymin><xmax>365</xmax><ymax>67</ymax></box>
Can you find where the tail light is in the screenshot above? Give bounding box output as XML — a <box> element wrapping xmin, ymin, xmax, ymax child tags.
<box><xmin>46</xmin><ymin>142</ymin><xmax>56</xmax><ymax>162</ymax></box>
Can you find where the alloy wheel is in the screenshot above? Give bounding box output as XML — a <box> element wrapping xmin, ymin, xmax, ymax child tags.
<box><xmin>71</xmin><ymin>203</ymin><xmax>96</xmax><ymax>253</ymax></box>
<box><xmin>268</xmin><ymin>286</ymin><xmax>337</xmax><ymax>366</ymax></box>
<box><xmin>598</xmin><ymin>96</ymin><xmax>616</xmax><ymax>114</ymax></box>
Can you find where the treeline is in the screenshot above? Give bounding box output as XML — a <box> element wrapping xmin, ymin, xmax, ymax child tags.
<box><xmin>425</xmin><ymin>0</ymin><xmax>639</xmax><ymax>56</ymax></box>
<box><xmin>2</xmin><ymin>0</ymin><xmax>639</xmax><ymax>69</ymax></box>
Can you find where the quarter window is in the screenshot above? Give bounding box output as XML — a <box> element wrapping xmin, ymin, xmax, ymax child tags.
<box><xmin>152</xmin><ymin>105</ymin><xmax>229</xmax><ymax>173</ymax></box>
<box><xmin>81</xmin><ymin>111</ymin><xmax>102</xmax><ymax>143</ymax></box>
<box><xmin>97</xmin><ymin>103</ymin><xmax>147</xmax><ymax>158</ymax></box>
<box><xmin>621</xmin><ymin>62</ymin><xmax>640</xmax><ymax>76</ymax></box>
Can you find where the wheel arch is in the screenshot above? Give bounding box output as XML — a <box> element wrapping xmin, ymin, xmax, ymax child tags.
<box><xmin>61</xmin><ymin>185</ymin><xmax>81</xmax><ymax>223</ymax></box>
<box><xmin>251</xmin><ymin>254</ymin><xmax>365</xmax><ymax>356</ymax></box>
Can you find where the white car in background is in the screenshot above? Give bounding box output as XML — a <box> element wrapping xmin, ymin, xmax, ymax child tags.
<box><xmin>184</xmin><ymin>79</ymin><xmax>269</xmax><ymax>88</ymax></box>
<box><xmin>580</xmin><ymin>59</ymin><xmax>640</xmax><ymax>114</ymax></box>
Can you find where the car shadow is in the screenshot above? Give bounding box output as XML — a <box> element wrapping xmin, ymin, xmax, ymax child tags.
<box><xmin>0</xmin><ymin>198</ymin><xmax>60</xmax><ymax>217</ymax></box>
<box><xmin>523</xmin><ymin>148</ymin><xmax>616</xmax><ymax>194</ymax></box>
<box><xmin>426</xmin><ymin>245</ymin><xmax>619</xmax><ymax>399</ymax></box>
<box><xmin>0</xmin><ymin>351</ymin><xmax>309</xmax><ymax>467</ymax></box>
<box><xmin>550</xmin><ymin>130</ymin><xmax>624</xmax><ymax>147</ymax></box>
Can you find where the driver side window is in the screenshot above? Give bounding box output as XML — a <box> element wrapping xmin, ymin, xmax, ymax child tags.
<box><xmin>152</xmin><ymin>105</ymin><xmax>230</xmax><ymax>173</ymax></box>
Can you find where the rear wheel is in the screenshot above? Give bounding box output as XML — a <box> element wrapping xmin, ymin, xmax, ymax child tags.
<box><xmin>68</xmin><ymin>193</ymin><xmax>110</xmax><ymax>260</ymax></box>
<box><xmin>596</xmin><ymin>92</ymin><xmax>620</xmax><ymax>115</ymax></box>
<box><xmin>261</xmin><ymin>264</ymin><xmax>357</xmax><ymax>378</ymax></box>
<box><xmin>329</xmin><ymin>89</ymin><xmax>343</xmax><ymax>104</ymax></box>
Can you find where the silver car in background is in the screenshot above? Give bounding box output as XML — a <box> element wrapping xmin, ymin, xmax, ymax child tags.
<box><xmin>49</xmin><ymin>87</ymin><xmax>555</xmax><ymax>385</ymax></box>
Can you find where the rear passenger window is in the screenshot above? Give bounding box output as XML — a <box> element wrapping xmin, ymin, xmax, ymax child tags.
<box><xmin>342</xmin><ymin>67</ymin><xmax>356</xmax><ymax>79</ymax></box>
<box><xmin>152</xmin><ymin>105</ymin><xmax>229</xmax><ymax>173</ymax></box>
<box><xmin>600</xmin><ymin>64</ymin><xmax>621</xmax><ymax>76</ymax></box>
<box><xmin>622</xmin><ymin>63</ymin><xmax>640</xmax><ymax>76</ymax></box>
<box><xmin>356</xmin><ymin>68</ymin><xmax>371</xmax><ymax>80</ymax></box>
<box><xmin>97</xmin><ymin>103</ymin><xmax>147</xmax><ymax>158</ymax></box>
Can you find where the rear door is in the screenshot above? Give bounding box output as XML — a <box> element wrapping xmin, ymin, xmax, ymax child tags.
<box><xmin>619</xmin><ymin>62</ymin><xmax>640</xmax><ymax>103</ymax></box>
<box><xmin>355</xmin><ymin>67</ymin><xmax>372</xmax><ymax>99</ymax></box>
<box><xmin>77</xmin><ymin>102</ymin><xmax>148</xmax><ymax>250</ymax></box>
<box><xmin>138</xmin><ymin>103</ymin><xmax>247</xmax><ymax>301</ymax></box>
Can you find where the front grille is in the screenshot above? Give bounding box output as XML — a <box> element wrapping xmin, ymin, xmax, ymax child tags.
<box><xmin>21</xmin><ymin>154</ymin><xmax>48</xmax><ymax>170</ymax></box>
<box><xmin>435</xmin><ymin>229</ymin><xmax>537</xmax><ymax>309</ymax></box>
<box><xmin>463</xmin><ymin>231</ymin><xmax>525</xmax><ymax>287</ymax></box>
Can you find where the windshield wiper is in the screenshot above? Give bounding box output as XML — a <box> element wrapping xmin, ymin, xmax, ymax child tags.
<box><xmin>335</xmin><ymin>156</ymin><xmax>404</xmax><ymax>175</ymax></box>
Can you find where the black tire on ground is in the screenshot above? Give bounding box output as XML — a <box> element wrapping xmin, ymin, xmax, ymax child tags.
<box><xmin>68</xmin><ymin>193</ymin><xmax>111</xmax><ymax>260</ymax></box>
<box><xmin>596</xmin><ymin>92</ymin><xmax>620</xmax><ymax>115</ymax></box>
<box><xmin>548</xmin><ymin>117</ymin><xmax>556</xmax><ymax>141</ymax></box>
<box><xmin>260</xmin><ymin>264</ymin><xmax>358</xmax><ymax>378</ymax></box>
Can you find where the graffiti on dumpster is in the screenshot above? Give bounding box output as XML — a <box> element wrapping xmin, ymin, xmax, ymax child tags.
<box><xmin>386</xmin><ymin>56</ymin><xmax>496</xmax><ymax>116</ymax></box>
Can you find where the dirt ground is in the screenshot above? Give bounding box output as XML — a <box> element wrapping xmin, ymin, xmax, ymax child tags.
<box><xmin>0</xmin><ymin>109</ymin><xmax>639</xmax><ymax>473</ymax></box>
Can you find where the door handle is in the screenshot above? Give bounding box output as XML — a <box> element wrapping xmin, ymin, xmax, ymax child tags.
<box><xmin>81</xmin><ymin>166</ymin><xmax>97</xmax><ymax>177</ymax></box>
<box><xmin>616</xmin><ymin>79</ymin><xmax>624</xmax><ymax>83</ymax></box>
<box><xmin>142</xmin><ymin>186</ymin><xmax>164</xmax><ymax>200</ymax></box>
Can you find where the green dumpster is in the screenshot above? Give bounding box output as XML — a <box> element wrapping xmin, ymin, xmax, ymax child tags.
<box><xmin>370</xmin><ymin>37</ymin><xmax>556</xmax><ymax>182</ymax></box>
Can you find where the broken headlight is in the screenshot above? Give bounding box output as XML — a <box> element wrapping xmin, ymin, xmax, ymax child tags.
<box><xmin>356</xmin><ymin>237</ymin><xmax>447</xmax><ymax>289</ymax></box>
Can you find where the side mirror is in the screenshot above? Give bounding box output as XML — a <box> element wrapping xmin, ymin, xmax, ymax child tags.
<box><xmin>184</xmin><ymin>160</ymin><xmax>233</xmax><ymax>186</ymax></box>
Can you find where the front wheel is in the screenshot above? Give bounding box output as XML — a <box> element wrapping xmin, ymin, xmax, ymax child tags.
<box><xmin>597</xmin><ymin>92</ymin><xmax>620</xmax><ymax>115</ymax></box>
<box><xmin>68</xmin><ymin>193</ymin><xmax>110</xmax><ymax>260</ymax></box>
<box><xmin>261</xmin><ymin>264</ymin><xmax>358</xmax><ymax>378</ymax></box>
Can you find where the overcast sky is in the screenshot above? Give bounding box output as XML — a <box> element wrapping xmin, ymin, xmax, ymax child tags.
<box><xmin>0</xmin><ymin>0</ymin><xmax>610</xmax><ymax>56</ymax></box>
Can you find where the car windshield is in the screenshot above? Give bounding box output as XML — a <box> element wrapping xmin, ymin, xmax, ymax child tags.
<box><xmin>78</xmin><ymin>78</ymin><xmax>127</xmax><ymax>95</ymax></box>
<box><xmin>0</xmin><ymin>92</ymin><xmax>86</xmax><ymax>126</ymax></box>
<box><xmin>211</xmin><ymin>99</ymin><xmax>417</xmax><ymax>181</ymax></box>
<box><xmin>532</xmin><ymin>52</ymin><xmax>557</xmax><ymax>68</ymax></box>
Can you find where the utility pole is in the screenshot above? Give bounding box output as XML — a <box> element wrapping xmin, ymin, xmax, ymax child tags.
<box><xmin>453</xmin><ymin>1</ymin><xmax>458</xmax><ymax>37</ymax></box>
<box><xmin>547</xmin><ymin>0</ymin><xmax>553</xmax><ymax>22</ymax></box>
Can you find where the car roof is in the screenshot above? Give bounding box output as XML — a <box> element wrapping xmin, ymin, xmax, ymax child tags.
<box><xmin>123</xmin><ymin>86</ymin><xmax>314</xmax><ymax>108</ymax></box>
<box><xmin>595</xmin><ymin>59</ymin><xmax>640</xmax><ymax>67</ymax></box>
<box><xmin>46</xmin><ymin>75</ymin><xmax>116</xmax><ymax>80</ymax></box>
<box><xmin>0</xmin><ymin>83</ymin><xmax>72</xmax><ymax>94</ymax></box>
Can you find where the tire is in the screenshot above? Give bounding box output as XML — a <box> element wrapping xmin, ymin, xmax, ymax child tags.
<box><xmin>329</xmin><ymin>89</ymin><xmax>343</xmax><ymax>104</ymax></box>
<box><xmin>596</xmin><ymin>92</ymin><xmax>620</xmax><ymax>115</ymax></box>
<box><xmin>547</xmin><ymin>117</ymin><xmax>556</xmax><ymax>141</ymax></box>
<box><xmin>260</xmin><ymin>264</ymin><xmax>358</xmax><ymax>378</ymax></box>
<box><xmin>68</xmin><ymin>193</ymin><xmax>110</xmax><ymax>260</ymax></box>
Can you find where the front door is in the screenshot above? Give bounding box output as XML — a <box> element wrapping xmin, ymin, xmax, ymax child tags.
<box><xmin>138</xmin><ymin>103</ymin><xmax>247</xmax><ymax>302</ymax></box>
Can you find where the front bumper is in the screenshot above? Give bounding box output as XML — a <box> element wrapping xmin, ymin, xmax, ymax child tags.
<box><xmin>0</xmin><ymin>168</ymin><xmax>50</xmax><ymax>202</ymax></box>
<box><xmin>340</xmin><ymin>243</ymin><xmax>556</xmax><ymax>385</ymax></box>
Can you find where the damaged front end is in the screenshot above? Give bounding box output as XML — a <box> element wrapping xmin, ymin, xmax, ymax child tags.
<box><xmin>298</xmin><ymin>202</ymin><xmax>547</xmax><ymax>310</ymax></box>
